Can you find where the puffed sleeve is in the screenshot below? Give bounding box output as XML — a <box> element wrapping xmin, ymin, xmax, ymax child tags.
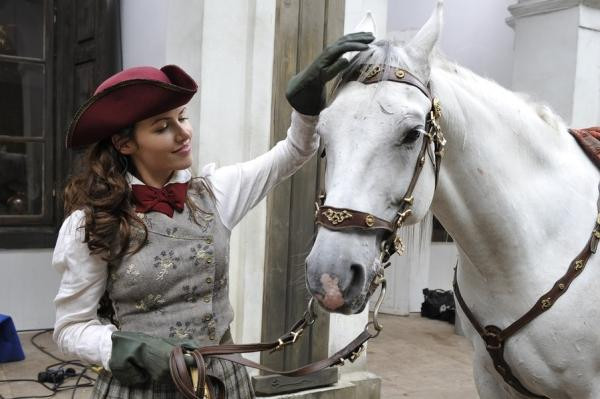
<box><xmin>203</xmin><ymin>111</ymin><xmax>319</xmax><ymax>230</ymax></box>
<box><xmin>52</xmin><ymin>210</ymin><xmax>117</xmax><ymax>370</ymax></box>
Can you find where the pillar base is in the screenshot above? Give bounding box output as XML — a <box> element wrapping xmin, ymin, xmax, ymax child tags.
<box><xmin>256</xmin><ymin>371</ymin><xmax>381</xmax><ymax>399</ymax></box>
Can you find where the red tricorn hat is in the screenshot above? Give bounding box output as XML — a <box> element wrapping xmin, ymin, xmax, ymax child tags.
<box><xmin>66</xmin><ymin>64</ymin><xmax>197</xmax><ymax>148</ymax></box>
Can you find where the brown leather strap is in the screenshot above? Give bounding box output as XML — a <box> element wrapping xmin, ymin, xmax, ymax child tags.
<box><xmin>170</xmin><ymin>330</ymin><xmax>372</xmax><ymax>399</ymax></box>
<box><xmin>453</xmin><ymin>274</ymin><xmax>549</xmax><ymax>398</ymax></box>
<box><xmin>198</xmin><ymin>329</ymin><xmax>370</xmax><ymax>375</ymax></box>
<box><xmin>453</xmin><ymin>218</ymin><xmax>598</xmax><ymax>398</ymax></box>
<box><xmin>170</xmin><ymin>346</ymin><xmax>201</xmax><ymax>399</ymax></box>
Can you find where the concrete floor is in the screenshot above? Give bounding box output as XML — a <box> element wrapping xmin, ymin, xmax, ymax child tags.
<box><xmin>0</xmin><ymin>314</ymin><xmax>477</xmax><ymax>399</ymax></box>
<box><xmin>367</xmin><ymin>313</ymin><xmax>478</xmax><ymax>398</ymax></box>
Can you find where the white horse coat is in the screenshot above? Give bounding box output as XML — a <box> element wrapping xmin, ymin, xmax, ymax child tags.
<box><xmin>305</xmin><ymin>2</ymin><xmax>600</xmax><ymax>398</ymax></box>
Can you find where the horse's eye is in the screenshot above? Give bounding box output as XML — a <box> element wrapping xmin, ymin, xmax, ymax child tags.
<box><xmin>402</xmin><ymin>128</ymin><xmax>423</xmax><ymax>144</ymax></box>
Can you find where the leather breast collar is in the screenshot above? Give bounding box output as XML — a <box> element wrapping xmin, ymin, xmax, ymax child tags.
<box><xmin>453</xmin><ymin>128</ymin><xmax>600</xmax><ymax>398</ymax></box>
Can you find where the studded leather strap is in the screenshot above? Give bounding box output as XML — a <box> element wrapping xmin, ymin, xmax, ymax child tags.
<box><xmin>346</xmin><ymin>64</ymin><xmax>433</xmax><ymax>101</ymax></box>
<box><xmin>316</xmin><ymin>206</ymin><xmax>395</xmax><ymax>232</ymax></box>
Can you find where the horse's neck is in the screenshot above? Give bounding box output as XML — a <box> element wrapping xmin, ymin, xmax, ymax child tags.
<box><xmin>430</xmin><ymin>64</ymin><xmax>600</xmax><ymax>311</ymax></box>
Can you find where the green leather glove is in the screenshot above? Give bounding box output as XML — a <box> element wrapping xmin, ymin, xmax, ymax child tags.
<box><xmin>285</xmin><ymin>32</ymin><xmax>375</xmax><ymax>115</ymax></box>
<box><xmin>109</xmin><ymin>331</ymin><xmax>198</xmax><ymax>385</ymax></box>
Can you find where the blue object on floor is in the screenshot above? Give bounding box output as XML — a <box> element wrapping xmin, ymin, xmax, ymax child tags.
<box><xmin>0</xmin><ymin>314</ymin><xmax>25</xmax><ymax>362</ymax></box>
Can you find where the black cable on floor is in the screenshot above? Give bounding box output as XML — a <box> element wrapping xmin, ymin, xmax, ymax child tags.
<box><xmin>0</xmin><ymin>329</ymin><xmax>96</xmax><ymax>399</ymax></box>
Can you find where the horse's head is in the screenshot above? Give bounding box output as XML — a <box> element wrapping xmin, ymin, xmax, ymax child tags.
<box><xmin>306</xmin><ymin>2</ymin><xmax>444</xmax><ymax>314</ymax></box>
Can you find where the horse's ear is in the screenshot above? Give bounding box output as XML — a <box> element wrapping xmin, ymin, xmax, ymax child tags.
<box><xmin>343</xmin><ymin>11</ymin><xmax>377</xmax><ymax>60</ymax></box>
<box><xmin>405</xmin><ymin>0</ymin><xmax>443</xmax><ymax>68</ymax></box>
<box><xmin>353</xmin><ymin>11</ymin><xmax>377</xmax><ymax>37</ymax></box>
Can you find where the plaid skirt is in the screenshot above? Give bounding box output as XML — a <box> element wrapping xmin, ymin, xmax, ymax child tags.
<box><xmin>90</xmin><ymin>357</ymin><xmax>255</xmax><ymax>399</ymax></box>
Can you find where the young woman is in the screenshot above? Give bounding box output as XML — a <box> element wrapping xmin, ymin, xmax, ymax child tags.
<box><xmin>52</xmin><ymin>32</ymin><xmax>374</xmax><ymax>398</ymax></box>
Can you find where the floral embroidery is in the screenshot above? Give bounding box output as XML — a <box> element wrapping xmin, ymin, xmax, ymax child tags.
<box><xmin>126</xmin><ymin>264</ymin><xmax>140</xmax><ymax>278</ymax></box>
<box><xmin>137</xmin><ymin>212</ymin><xmax>154</xmax><ymax>229</ymax></box>
<box><xmin>207</xmin><ymin>318</ymin><xmax>217</xmax><ymax>341</ymax></box>
<box><xmin>213</xmin><ymin>277</ymin><xmax>228</xmax><ymax>290</ymax></box>
<box><xmin>154</xmin><ymin>250</ymin><xmax>180</xmax><ymax>280</ymax></box>
<box><xmin>169</xmin><ymin>321</ymin><xmax>196</xmax><ymax>339</ymax></box>
<box><xmin>165</xmin><ymin>227</ymin><xmax>179</xmax><ymax>237</ymax></box>
<box><xmin>189</xmin><ymin>242</ymin><xmax>213</xmax><ymax>266</ymax></box>
<box><xmin>187</xmin><ymin>205</ymin><xmax>214</xmax><ymax>232</ymax></box>
<box><xmin>135</xmin><ymin>294</ymin><xmax>165</xmax><ymax>312</ymax></box>
<box><xmin>183</xmin><ymin>285</ymin><xmax>200</xmax><ymax>303</ymax></box>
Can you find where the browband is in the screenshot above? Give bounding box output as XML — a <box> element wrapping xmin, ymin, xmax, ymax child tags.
<box><xmin>346</xmin><ymin>64</ymin><xmax>433</xmax><ymax>101</ymax></box>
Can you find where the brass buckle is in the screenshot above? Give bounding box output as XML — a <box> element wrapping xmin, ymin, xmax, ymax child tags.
<box><xmin>274</xmin><ymin>328</ymin><xmax>304</xmax><ymax>351</ymax></box>
<box><xmin>483</xmin><ymin>328</ymin><xmax>502</xmax><ymax>350</ymax></box>
<box><xmin>396</xmin><ymin>209</ymin><xmax>412</xmax><ymax>227</ymax></box>
<box><xmin>349</xmin><ymin>345</ymin><xmax>365</xmax><ymax>362</ymax></box>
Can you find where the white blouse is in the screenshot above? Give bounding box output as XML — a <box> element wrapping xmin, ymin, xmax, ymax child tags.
<box><xmin>52</xmin><ymin>111</ymin><xmax>318</xmax><ymax>370</ymax></box>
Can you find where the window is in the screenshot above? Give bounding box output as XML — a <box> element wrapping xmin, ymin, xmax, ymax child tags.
<box><xmin>0</xmin><ymin>0</ymin><xmax>122</xmax><ymax>249</ymax></box>
<box><xmin>0</xmin><ymin>0</ymin><xmax>56</xmax><ymax>248</ymax></box>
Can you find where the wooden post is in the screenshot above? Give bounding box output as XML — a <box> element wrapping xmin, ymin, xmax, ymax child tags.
<box><xmin>260</xmin><ymin>0</ymin><xmax>345</xmax><ymax>389</ymax></box>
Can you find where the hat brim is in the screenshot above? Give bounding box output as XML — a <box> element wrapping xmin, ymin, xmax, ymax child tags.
<box><xmin>66</xmin><ymin>66</ymin><xmax>197</xmax><ymax>148</ymax></box>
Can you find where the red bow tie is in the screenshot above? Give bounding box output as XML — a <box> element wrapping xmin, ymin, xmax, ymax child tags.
<box><xmin>131</xmin><ymin>182</ymin><xmax>188</xmax><ymax>218</ymax></box>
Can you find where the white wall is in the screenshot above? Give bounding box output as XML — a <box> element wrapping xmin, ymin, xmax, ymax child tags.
<box><xmin>0</xmin><ymin>249</ymin><xmax>58</xmax><ymax>330</ymax></box>
<box><xmin>510</xmin><ymin>1</ymin><xmax>600</xmax><ymax>125</ymax></box>
<box><xmin>121</xmin><ymin>0</ymin><xmax>168</xmax><ymax>67</ymax></box>
<box><xmin>387</xmin><ymin>0</ymin><xmax>516</xmax><ymax>88</ymax></box>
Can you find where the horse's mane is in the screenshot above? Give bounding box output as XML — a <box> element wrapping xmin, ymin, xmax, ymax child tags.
<box><xmin>331</xmin><ymin>38</ymin><xmax>566</xmax><ymax>134</ymax></box>
<box><xmin>433</xmin><ymin>57</ymin><xmax>566</xmax><ymax>134</ymax></box>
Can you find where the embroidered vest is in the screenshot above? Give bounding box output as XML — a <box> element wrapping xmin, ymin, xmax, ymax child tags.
<box><xmin>106</xmin><ymin>178</ymin><xmax>233</xmax><ymax>346</ymax></box>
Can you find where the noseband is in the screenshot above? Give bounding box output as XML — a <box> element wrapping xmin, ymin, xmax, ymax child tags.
<box><xmin>315</xmin><ymin>64</ymin><xmax>446</xmax><ymax>270</ymax></box>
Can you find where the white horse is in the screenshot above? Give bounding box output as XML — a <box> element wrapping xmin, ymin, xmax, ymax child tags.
<box><xmin>305</xmin><ymin>2</ymin><xmax>600</xmax><ymax>398</ymax></box>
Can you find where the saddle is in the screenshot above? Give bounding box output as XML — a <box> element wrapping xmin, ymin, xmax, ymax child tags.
<box><xmin>569</xmin><ymin>127</ymin><xmax>600</xmax><ymax>168</ymax></box>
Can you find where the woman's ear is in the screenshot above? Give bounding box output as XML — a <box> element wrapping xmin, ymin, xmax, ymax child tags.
<box><xmin>111</xmin><ymin>134</ymin><xmax>136</xmax><ymax>155</ymax></box>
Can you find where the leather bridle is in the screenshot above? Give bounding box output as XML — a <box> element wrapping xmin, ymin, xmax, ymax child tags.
<box><xmin>315</xmin><ymin>64</ymin><xmax>446</xmax><ymax>294</ymax></box>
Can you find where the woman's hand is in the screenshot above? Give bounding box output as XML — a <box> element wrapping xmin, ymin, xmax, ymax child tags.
<box><xmin>109</xmin><ymin>331</ymin><xmax>198</xmax><ymax>385</ymax></box>
<box><xmin>285</xmin><ymin>32</ymin><xmax>375</xmax><ymax>116</ymax></box>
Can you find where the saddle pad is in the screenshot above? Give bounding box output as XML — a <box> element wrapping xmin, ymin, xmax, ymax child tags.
<box><xmin>569</xmin><ymin>127</ymin><xmax>600</xmax><ymax>169</ymax></box>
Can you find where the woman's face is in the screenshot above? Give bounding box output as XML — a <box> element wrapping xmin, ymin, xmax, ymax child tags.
<box><xmin>114</xmin><ymin>105</ymin><xmax>192</xmax><ymax>186</ymax></box>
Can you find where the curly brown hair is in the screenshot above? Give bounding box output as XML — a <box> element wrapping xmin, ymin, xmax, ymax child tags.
<box><xmin>63</xmin><ymin>127</ymin><xmax>147</xmax><ymax>263</ymax></box>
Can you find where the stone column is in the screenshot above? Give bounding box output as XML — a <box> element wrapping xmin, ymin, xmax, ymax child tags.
<box><xmin>193</xmin><ymin>0</ymin><xmax>276</xmax><ymax>364</ymax></box>
<box><xmin>509</xmin><ymin>0</ymin><xmax>600</xmax><ymax>126</ymax></box>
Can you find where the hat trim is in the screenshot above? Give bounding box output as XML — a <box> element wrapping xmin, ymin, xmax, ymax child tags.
<box><xmin>66</xmin><ymin>79</ymin><xmax>196</xmax><ymax>148</ymax></box>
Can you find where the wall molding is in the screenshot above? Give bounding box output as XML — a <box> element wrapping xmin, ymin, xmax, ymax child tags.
<box><xmin>506</xmin><ymin>0</ymin><xmax>600</xmax><ymax>27</ymax></box>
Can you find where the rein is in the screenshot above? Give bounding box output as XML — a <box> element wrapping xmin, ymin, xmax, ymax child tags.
<box><xmin>170</xmin><ymin>294</ymin><xmax>387</xmax><ymax>399</ymax></box>
<box><xmin>315</xmin><ymin>64</ymin><xmax>446</xmax><ymax>292</ymax></box>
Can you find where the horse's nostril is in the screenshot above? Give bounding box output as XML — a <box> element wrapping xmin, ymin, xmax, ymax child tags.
<box><xmin>344</xmin><ymin>264</ymin><xmax>366</xmax><ymax>300</ymax></box>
